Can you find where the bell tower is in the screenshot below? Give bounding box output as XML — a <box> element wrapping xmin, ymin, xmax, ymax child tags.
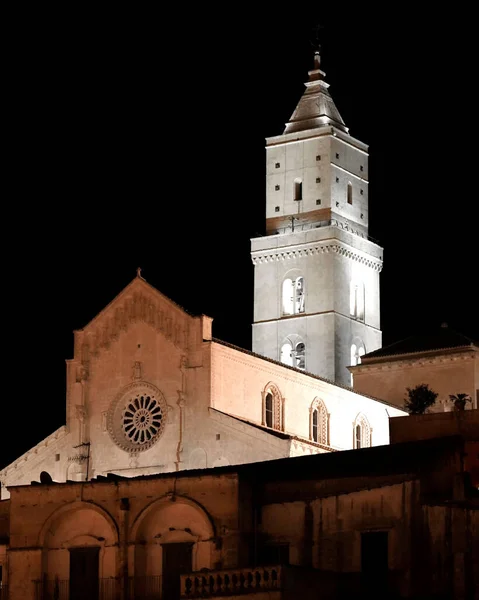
<box><xmin>251</xmin><ymin>50</ymin><xmax>383</xmax><ymax>386</ymax></box>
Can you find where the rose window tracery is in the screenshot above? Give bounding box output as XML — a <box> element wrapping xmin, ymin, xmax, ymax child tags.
<box><xmin>122</xmin><ymin>395</ymin><xmax>163</xmax><ymax>445</ymax></box>
<box><xmin>108</xmin><ymin>382</ymin><xmax>167</xmax><ymax>452</ymax></box>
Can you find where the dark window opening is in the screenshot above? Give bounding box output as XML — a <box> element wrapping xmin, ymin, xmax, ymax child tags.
<box><xmin>265</xmin><ymin>393</ymin><xmax>273</xmax><ymax>428</ymax></box>
<box><xmin>312</xmin><ymin>409</ymin><xmax>318</xmax><ymax>442</ymax></box>
<box><xmin>316</xmin><ymin>155</ymin><xmax>321</xmax><ymax>161</ymax></box>
<box><xmin>294</xmin><ymin>180</ymin><xmax>302</xmax><ymax>201</ymax></box>
<box><xmin>347</xmin><ymin>182</ymin><xmax>353</xmax><ymax>205</ymax></box>
<box><xmin>275</xmin><ymin>162</ymin><xmax>280</xmax><ymax>168</ymax></box>
<box><xmin>316</xmin><ymin>199</ymin><xmax>321</xmax><ymax>205</ymax></box>
<box><xmin>361</xmin><ymin>531</ymin><xmax>388</xmax><ymax>591</ymax></box>
<box><xmin>275</xmin><ymin>206</ymin><xmax>280</xmax><ymax>212</ymax></box>
<box><xmin>356</xmin><ymin>424</ymin><xmax>362</xmax><ymax>449</ymax></box>
<box><xmin>259</xmin><ymin>543</ymin><xmax>290</xmax><ymax>566</ymax></box>
<box><xmin>69</xmin><ymin>547</ymin><xmax>100</xmax><ymax>600</ymax></box>
<box><xmin>275</xmin><ymin>185</ymin><xmax>280</xmax><ymax>191</ymax></box>
<box><xmin>162</xmin><ymin>542</ymin><xmax>193</xmax><ymax>600</ymax></box>
<box><xmin>316</xmin><ymin>177</ymin><xmax>321</xmax><ymax>183</ymax></box>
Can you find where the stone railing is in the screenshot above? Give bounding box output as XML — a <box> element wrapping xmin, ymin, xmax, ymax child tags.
<box><xmin>180</xmin><ymin>565</ymin><xmax>282</xmax><ymax>598</ymax></box>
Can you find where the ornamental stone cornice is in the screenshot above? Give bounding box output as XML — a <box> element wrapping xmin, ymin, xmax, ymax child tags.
<box><xmin>251</xmin><ymin>240</ymin><xmax>383</xmax><ymax>272</ymax></box>
<box><xmin>352</xmin><ymin>349</ymin><xmax>476</xmax><ymax>373</ymax></box>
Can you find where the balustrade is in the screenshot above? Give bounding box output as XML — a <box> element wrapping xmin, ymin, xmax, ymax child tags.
<box><xmin>180</xmin><ymin>565</ymin><xmax>282</xmax><ymax>598</ymax></box>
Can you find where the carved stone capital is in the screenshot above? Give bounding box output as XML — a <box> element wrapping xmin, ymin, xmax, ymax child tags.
<box><xmin>76</xmin><ymin>405</ymin><xmax>87</xmax><ymax>423</ymax></box>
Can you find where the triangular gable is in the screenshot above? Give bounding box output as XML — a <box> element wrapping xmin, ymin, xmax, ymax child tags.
<box><xmin>74</xmin><ymin>274</ymin><xmax>205</xmax><ymax>357</ymax></box>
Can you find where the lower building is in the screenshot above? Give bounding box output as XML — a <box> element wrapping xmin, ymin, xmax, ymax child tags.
<box><xmin>0</xmin><ymin>411</ymin><xmax>477</xmax><ymax>599</ymax></box>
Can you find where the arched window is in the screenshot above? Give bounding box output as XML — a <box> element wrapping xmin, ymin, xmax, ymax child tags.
<box><xmin>347</xmin><ymin>182</ymin><xmax>353</xmax><ymax>205</ymax></box>
<box><xmin>294</xmin><ymin>178</ymin><xmax>303</xmax><ymax>201</ymax></box>
<box><xmin>280</xmin><ymin>335</ymin><xmax>306</xmax><ymax>371</ymax></box>
<box><xmin>282</xmin><ymin>276</ymin><xmax>305</xmax><ymax>315</ymax></box>
<box><xmin>310</xmin><ymin>399</ymin><xmax>329</xmax><ymax>445</ymax></box>
<box><xmin>262</xmin><ymin>384</ymin><xmax>283</xmax><ymax>431</ymax></box>
<box><xmin>350</xmin><ymin>341</ymin><xmax>366</xmax><ymax>367</ymax></box>
<box><xmin>353</xmin><ymin>414</ymin><xmax>371</xmax><ymax>449</ymax></box>
<box><xmin>350</xmin><ymin>280</ymin><xmax>365</xmax><ymax>321</ymax></box>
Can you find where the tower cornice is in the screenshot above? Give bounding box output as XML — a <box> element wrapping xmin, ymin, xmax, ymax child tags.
<box><xmin>266</xmin><ymin>126</ymin><xmax>368</xmax><ymax>153</ymax></box>
<box><xmin>251</xmin><ymin>238</ymin><xmax>383</xmax><ymax>272</ymax></box>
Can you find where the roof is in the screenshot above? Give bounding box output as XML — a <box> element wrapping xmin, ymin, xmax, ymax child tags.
<box><xmin>212</xmin><ymin>338</ymin><xmax>406</xmax><ymax>412</ymax></box>
<box><xmin>283</xmin><ymin>51</ymin><xmax>348</xmax><ymax>135</ymax></box>
<box><xmin>362</xmin><ymin>324</ymin><xmax>478</xmax><ymax>361</ymax></box>
<box><xmin>210</xmin><ymin>408</ymin><xmax>335</xmax><ymax>452</ymax></box>
<box><xmin>19</xmin><ymin>435</ymin><xmax>465</xmax><ymax>488</ymax></box>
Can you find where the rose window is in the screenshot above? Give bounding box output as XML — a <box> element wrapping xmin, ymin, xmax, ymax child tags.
<box><xmin>122</xmin><ymin>395</ymin><xmax>163</xmax><ymax>445</ymax></box>
<box><xmin>108</xmin><ymin>382</ymin><xmax>167</xmax><ymax>452</ymax></box>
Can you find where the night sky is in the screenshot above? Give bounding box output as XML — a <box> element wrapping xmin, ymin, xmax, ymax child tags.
<box><xmin>3</xmin><ymin>8</ymin><xmax>477</xmax><ymax>469</ymax></box>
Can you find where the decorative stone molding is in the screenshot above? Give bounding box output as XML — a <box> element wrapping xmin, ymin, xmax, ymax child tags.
<box><xmin>355</xmin><ymin>350</ymin><xmax>476</xmax><ymax>373</ymax></box>
<box><xmin>132</xmin><ymin>361</ymin><xmax>143</xmax><ymax>380</ymax></box>
<box><xmin>75</xmin><ymin>405</ymin><xmax>87</xmax><ymax>424</ymax></box>
<box><xmin>82</xmin><ymin>291</ymin><xmax>188</xmax><ymax>360</ymax></box>
<box><xmin>252</xmin><ymin>242</ymin><xmax>382</xmax><ymax>271</ymax></box>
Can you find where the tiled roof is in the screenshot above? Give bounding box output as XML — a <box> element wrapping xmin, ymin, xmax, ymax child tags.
<box><xmin>363</xmin><ymin>325</ymin><xmax>478</xmax><ymax>360</ymax></box>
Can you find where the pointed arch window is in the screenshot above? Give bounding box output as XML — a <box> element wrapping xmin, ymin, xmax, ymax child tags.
<box><xmin>280</xmin><ymin>335</ymin><xmax>306</xmax><ymax>371</ymax></box>
<box><xmin>310</xmin><ymin>399</ymin><xmax>329</xmax><ymax>445</ymax></box>
<box><xmin>282</xmin><ymin>276</ymin><xmax>305</xmax><ymax>316</ymax></box>
<box><xmin>353</xmin><ymin>414</ymin><xmax>371</xmax><ymax>448</ymax></box>
<box><xmin>350</xmin><ymin>280</ymin><xmax>365</xmax><ymax>321</ymax></box>
<box><xmin>262</xmin><ymin>384</ymin><xmax>284</xmax><ymax>431</ymax></box>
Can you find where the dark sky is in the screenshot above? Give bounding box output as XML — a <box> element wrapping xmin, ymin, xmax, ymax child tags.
<box><xmin>2</xmin><ymin>8</ymin><xmax>477</xmax><ymax>468</ymax></box>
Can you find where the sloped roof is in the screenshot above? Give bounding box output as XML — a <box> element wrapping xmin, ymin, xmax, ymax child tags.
<box><xmin>363</xmin><ymin>324</ymin><xmax>478</xmax><ymax>361</ymax></box>
<box><xmin>283</xmin><ymin>51</ymin><xmax>348</xmax><ymax>135</ymax></box>
<box><xmin>79</xmin><ymin>271</ymin><xmax>200</xmax><ymax>331</ymax></box>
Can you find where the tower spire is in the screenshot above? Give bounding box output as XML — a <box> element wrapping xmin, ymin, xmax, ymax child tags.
<box><xmin>283</xmin><ymin>46</ymin><xmax>348</xmax><ymax>135</ymax></box>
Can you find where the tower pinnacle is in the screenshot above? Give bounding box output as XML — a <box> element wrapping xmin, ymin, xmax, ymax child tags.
<box><xmin>283</xmin><ymin>49</ymin><xmax>348</xmax><ymax>135</ymax></box>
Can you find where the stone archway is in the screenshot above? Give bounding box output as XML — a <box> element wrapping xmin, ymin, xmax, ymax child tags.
<box><xmin>39</xmin><ymin>501</ymin><xmax>119</xmax><ymax>598</ymax></box>
<box><xmin>130</xmin><ymin>495</ymin><xmax>216</xmax><ymax>598</ymax></box>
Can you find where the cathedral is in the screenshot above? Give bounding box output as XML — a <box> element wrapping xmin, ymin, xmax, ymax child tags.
<box><xmin>0</xmin><ymin>44</ymin><xmax>478</xmax><ymax>600</ymax></box>
<box><xmin>0</xmin><ymin>49</ymin><xmax>477</xmax><ymax>501</ymax></box>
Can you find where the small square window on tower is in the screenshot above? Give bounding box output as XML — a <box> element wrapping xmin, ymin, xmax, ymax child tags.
<box><xmin>316</xmin><ymin>155</ymin><xmax>321</xmax><ymax>161</ymax></box>
<box><xmin>316</xmin><ymin>177</ymin><xmax>321</xmax><ymax>183</ymax></box>
<box><xmin>360</xmin><ymin>189</ymin><xmax>364</xmax><ymax>195</ymax></box>
<box><xmin>55</xmin><ymin>453</ymin><xmax>60</xmax><ymax>462</ymax></box>
<box><xmin>275</xmin><ymin>162</ymin><xmax>280</xmax><ymax>168</ymax></box>
<box><xmin>336</xmin><ymin>177</ymin><xmax>339</xmax><ymax>183</ymax></box>
<box><xmin>275</xmin><ymin>206</ymin><xmax>280</xmax><ymax>212</ymax></box>
<box><xmin>336</xmin><ymin>153</ymin><xmax>339</xmax><ymax>159</ymax></box>
<box><xmin>360</xmin><ymin>165</ymin><xmax>364</xmax><ymax>171</ymax></box>
<box><xmin>316</xmin><ymin>199</ymin><xmax>321</xmax><ymax>205</ymax></box>
<box><xmin>275</xmin><ymin>184</ymin><xmax>280</xmax><ymax>191</ymax></box>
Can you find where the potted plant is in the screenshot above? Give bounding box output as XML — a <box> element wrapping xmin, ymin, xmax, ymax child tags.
<box><xmin>448</xmin><ymin>393</ymin><xmax>472</xmax><ymax>411</ymax></box>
